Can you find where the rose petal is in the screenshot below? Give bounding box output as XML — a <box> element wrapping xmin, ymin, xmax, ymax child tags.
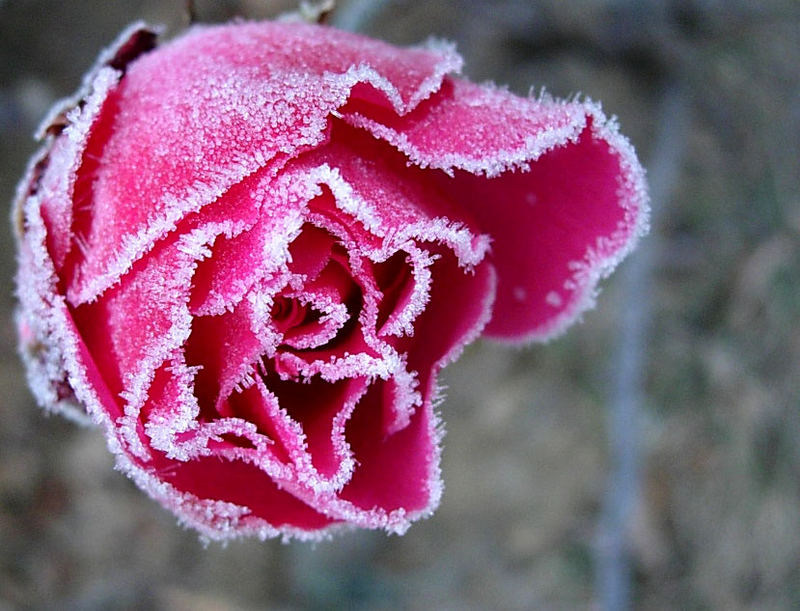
<box><xmin>286</xmin><ymin>223</ymin><xmax>336</xmax><ymax>279</ymax></box>
<box><xmin>67</xmin><ymin>22</ymin><xmax>461</xmax><ymax>304</ymax></box>
<box><xmin>338</xmin><ymin>380</ymin><xmax>438</xmax><ymax>515</ymax></box>
<box><xmin>226</xmin><ymin>380</ymin><xmax>300</xmax><ymax>466</ymax></box>
<box><xmin>441</xmin><ymin>121</ymin><xmax>646</xmax><ymax>340</ymax></box>
<box><xmin>153</xmin><ymin>453</ymin><xmax>335</xmax><ymax>532</ymax></box>
<box><xmin>308</xmin><ymin>120</ymin><xmax>490</xmax><ymax>267</ymax></box>
<box><xmin>185</xmin><ymin>303</ymin><xmax>264</xmax><ymax>414</ymax></box>
<box><xmin>265</xmin><ymin>374</ymin><xmax>367</xmax><ymax>486</ymax></box>
<box><xmin>343</xmin><ymin>78</ymin><xmax>585</xmax><ymax>177</ymax></box>
<box><xmin>188</xmin><ymin>210</ymin><xmax>274</xmax><ymax>317</ymax></box>
<box><xmin>38</xmin><ymin>67</ymin><xmax>121</xmax><ymax>272</ymax></box>
<box><xmin>346</xmin><ymin>78</ymin><xmax>648</xmax><ymax>341</ymax></box>
<box><xmin>399</xmin><ymin>246</ymin><xmax>497</xmax><ymax>400</ymax></box>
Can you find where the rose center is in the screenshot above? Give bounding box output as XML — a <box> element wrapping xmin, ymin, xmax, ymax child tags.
<box><xmin>270</xmin><ymin>296</ymin><xmax>310</xmax><ymax>332</ymax></box>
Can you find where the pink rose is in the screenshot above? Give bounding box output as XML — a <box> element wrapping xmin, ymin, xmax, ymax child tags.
<box><xmin>14</xmin><ymin>21</ymin><xmax>647</xmax><ymax>541</ymax></box>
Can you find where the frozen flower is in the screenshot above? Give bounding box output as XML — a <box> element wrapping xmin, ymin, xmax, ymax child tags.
<box><xmin>13</xmin><ymin>21</ymin><xmax>647</xmax><ymax>541</ymax></box>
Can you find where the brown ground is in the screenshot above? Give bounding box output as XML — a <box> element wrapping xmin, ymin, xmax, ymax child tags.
<box><xmin>1</xmin><ymin>1</ymin><xmax>798</xmax><ymax>609</ymax></box>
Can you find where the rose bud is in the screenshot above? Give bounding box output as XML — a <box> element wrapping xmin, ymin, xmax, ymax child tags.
<box><xmin>13</xmin><ymin>20</ymin><xmax>648</xmax><ymax>541</ymax></box>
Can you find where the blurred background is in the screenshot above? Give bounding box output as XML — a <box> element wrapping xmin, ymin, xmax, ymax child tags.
<box><xmin>1</xmin><ymin>1</ymin><xmax>798</xmax><ymax>609</ymax></box>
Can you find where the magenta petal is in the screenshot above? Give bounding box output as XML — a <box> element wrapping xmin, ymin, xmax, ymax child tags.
<box><xmin>442</xmin><ymin>121</ymin><xmax>646</xmax><ymax>341</ymax></box>
<box><xmin>348</xmin><ymin>78</ymin><xmax>648</xmax><ymax>341</ymax></box>
<box><xmin>335</xmin><ymin>255</ymin><xmax>495</xmax><ymax>516</ymax></box>
<box><xmin>344</xmin><ymin>78</ymin><xmax>585</xmax><ymax>176</ymax></box>
<box><xmin>226</xmin><ymin>381</ymin><xmax>300</xmax><ymax>466</ymax></box>
<box><xmin>154</xmin><ymin>453</ymin><xmax>335</xmax><ymax>532</ymax></box>
<box><xmin>188</xmin><ymin>207</ymin><xmax>271</xmax><ymax>316</ymax></box>
<box><xmin>309</xmin><ymin>121</ymin><xmax>489</xmax><ymax>264</ymax></box>
<box><xmin>68</xmin><ymin>21</ymin><xmax>459</xmax><ymax>304</ymax></box>
<box><xmin>339</xmin><ymin>380</ymin><xmax>437</xmax><ymax>515</ymax></box>
<box><xmin>69</xmin><ymin>155</ymin><xmax>273</xmax><ymax>306</ymax></box>
<box><xmin>402</xmin><ymin>249</ymin><xmax>497</xmax><ymax>395</ymax></box>
<box><xmin>72</xmin><ymin>236</ymin><xmax>192</xmax><ymax>400</ymax></box>
<box><xmin>64</xmin><ymin>302</ymin><xmax>126</xmax><ymax>422</ymax></box>
<box><xmin>286</xmin><ymin>223</ymin><xmax>336</xmax><ymax>279</ymax></box>
<box><xmin>185</xmin><ymin>304</ymin><xmax>264</xmax><ymax>411</ymax></box>
<box><xmin>267</xmin><ymin>375</ymin><xmax>367</xmax><ymax>483</ymax></box>
<box><xmin>37</xmin><ymin>68</ymin><xmax>121</xmax><ymax>273</ymax></box>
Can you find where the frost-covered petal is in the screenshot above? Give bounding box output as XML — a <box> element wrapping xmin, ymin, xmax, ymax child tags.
<box><xmin>68</xmin><ymin>21</ymin><xmax>461</xmax><ymax>304</ymax></box>
<box><xmin>265</xmin><ymin>375</ymin><xmax>368</xmax><ymax>488</ymax></box>
<box><xmin>151</xmin><ymin>452</ymin><xmax>336</xmax><ymax>532</ymax></box>
<box><xmin>336</xmin><ymin>380</ymin><xmax>440</xmax><ymax>518</ymax></box>
<box><xmin>346</xmin><ymin>78</ymin><xmax>648</xmax><ymax>342</ymax></box>
<box><xmin>398</xmin><ymin>246</ymin><xmax>497</xmax><ymax>403</ymax></box>
<box><xmin>185</xmin><ymin>302</ymin><xmax>265</xmax><ymax>412</ymax></box>
<box><xmin>37</xmin><ymin>67</ymin><xmax>121</xmax><ymax>271</ymax></box>
<box><xmin>343</xmin><ymin>78</ymin><xmax>586</xmax><ymax>177</ymax></box>
<box><xmin>306</xmin><ymin>120</ymin><xmax>490</xmax><ymax>267</ymax></box>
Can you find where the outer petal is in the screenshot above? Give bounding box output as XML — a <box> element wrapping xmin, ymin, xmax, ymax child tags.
<box><xmin>68</xmin><ymin>21</ymin><xmax>462</xmax><ymax>304</ymax></box>
<box><xmin>346</xmin><ymin>78</ymin><xmax>649</xmax><ymax>341</ymax></box>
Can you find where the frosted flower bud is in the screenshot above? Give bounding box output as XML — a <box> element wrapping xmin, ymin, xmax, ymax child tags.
<box><xmin>14</xmin><ymin>21</ymin><xmax>648</xmax><ymax>541</ymax></box>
